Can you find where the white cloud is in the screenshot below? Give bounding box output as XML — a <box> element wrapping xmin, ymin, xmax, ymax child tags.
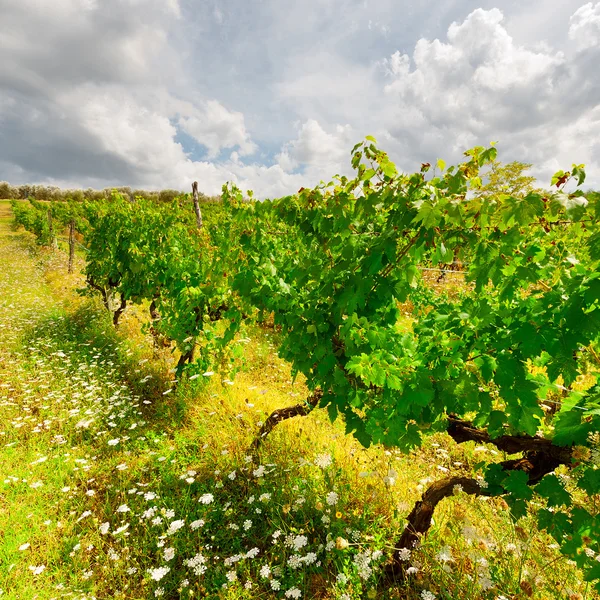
<box><xmin>178</xmin><ymin>100</ymin><xmax>257</xmax><ymax>159</ymax></box>
<box><xmin>569</xmin><ymin>2</ymin><xmax>600</xmax><ymax>49</ymax></box>
<box><xmin>378</xmin><ymin>5</ymin><xmax>598</xmax><ymax>187</ymax></box>
<box><xmin>276</xmin><ymin>120</ymin><xmax>354</xmax><ymax>174</ymax></box>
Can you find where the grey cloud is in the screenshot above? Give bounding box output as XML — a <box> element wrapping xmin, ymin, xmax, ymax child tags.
<box><xmin>0</xmin><ymin>91</ymin><xmax>140</xmax><ymax>183</ymax></box>
<box><xmin>0</xmin><ymin>0</ymin><xmax>598</xmax><ymax>194</ymax></box>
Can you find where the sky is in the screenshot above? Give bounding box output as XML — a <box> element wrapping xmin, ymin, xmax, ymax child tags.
<box><xmin>0</xmin><ymin>0</ymin><xmax>599</xmax><ymax>198</ymax></box>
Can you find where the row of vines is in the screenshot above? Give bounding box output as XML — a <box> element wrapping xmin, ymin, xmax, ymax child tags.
<box><xmin>12</xmin><ymin>140</ymin><xmax>600</xmax><ymax>591</ymax></box>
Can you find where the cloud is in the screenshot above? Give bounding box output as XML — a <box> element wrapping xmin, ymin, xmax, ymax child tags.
<box><xmin>0</xmin><ymin>0</ymin><xmax>181</xmax><ymax>93</ymax></box>
<box><xmin>276</xmin><ymin>120</ymin><xmax>354</xmax><ymax>174</ymax></box>
<box><xmin>0</xmin><ymin>0</ymin><xmax>598</xmax><ymax>196</ymax></box>
<box><xmin>178</xmin><ymin>100</ymin><xmax>257</xmax><ymax>159</ymax></box>
<box><xmin>569</xmin><ymin>2</ymin><xmax>600</xmax><ymax>49</ymax></box>
<box><xmin>378</xmin><ymin>5</ymin><xmax>599</xmax><ymax>187</ymax></box>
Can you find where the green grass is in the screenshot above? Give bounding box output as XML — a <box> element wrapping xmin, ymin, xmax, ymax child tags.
<box><xmin>0</xmin><ymin>200</ymin><xmax>597</xmax><ymax>600</ymax></box>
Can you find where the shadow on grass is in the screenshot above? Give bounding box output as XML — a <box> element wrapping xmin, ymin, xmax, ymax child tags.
<box><xmin>17</xmin><ymin>299</ymin><xmax>196</xmax><ymax>433</ymax></box>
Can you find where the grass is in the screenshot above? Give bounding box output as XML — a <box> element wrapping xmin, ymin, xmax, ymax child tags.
<box><xmin>0</xmin><ymin>199</ymin><xmax>597</xmax><ymax>599</ymax></box>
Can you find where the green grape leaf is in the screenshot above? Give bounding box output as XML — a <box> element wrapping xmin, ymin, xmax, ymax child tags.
<box><xmin>578</xmin><ymin>468</ymin><xmax>600</xmax><ymax>495</ymax></box>
<box><xmin>536</xmin><ymin>474</ymin><xmax>572</xmax><ymax>507</ymax></box>
<box><xmin>553</xmin><ymin>410</ymin><xmax>593</xmax><ymax>446</ymax></box>
<box><xmin>503</xmin><ymin>470</ymin><xmax>533</xmax><ymax>500</ymax></box>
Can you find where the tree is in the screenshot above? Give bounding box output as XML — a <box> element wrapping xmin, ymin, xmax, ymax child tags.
<box><xmin>474</xmin><ymin>159</ymin><xmax>541</xmax><ymax>200</ymax></box>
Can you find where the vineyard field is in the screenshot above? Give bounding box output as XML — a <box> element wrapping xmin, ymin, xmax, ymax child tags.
<box><xmin>2</xmin><ymin>138</ymin><xmax>600</xmax><ymax>600</ymax></box>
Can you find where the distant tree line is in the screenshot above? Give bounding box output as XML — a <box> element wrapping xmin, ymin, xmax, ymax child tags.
<box><xmin>0</xmin><ymin>181</ymin><xmax>221</xmax><ymax>204</ymax></box>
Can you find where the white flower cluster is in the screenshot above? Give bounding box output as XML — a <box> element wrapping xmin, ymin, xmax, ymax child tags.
<box><xmin>184</xmin><ymin>553</ymin><xmax>207</xmax><ymax>576</ymax></box>
<box><xmin>353</xmin><ymin>549</ymin><xmax>383</xmax><ymax>580</ymax></box>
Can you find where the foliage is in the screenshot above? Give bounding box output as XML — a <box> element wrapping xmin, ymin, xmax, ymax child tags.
<box><xmin>473</xmin><ymin>159</ymin><xmax>540</xmax><ymax>200</ymax></box>
<box><xmin>10</xmin><ymin>138</ymin><xmax>600</xmax><ymax>590</ymax></box>
<box><xmin>223</xmin><ymin>141</ymin><xmax>600</xmax><ymax>587</ymax></box>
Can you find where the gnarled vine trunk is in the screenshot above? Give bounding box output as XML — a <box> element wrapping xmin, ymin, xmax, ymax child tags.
<box><xmin>384</xmin><ymin>416</ymin><xmax>574</xmax><ymax>580</ymax></box>
<box><xmin>250</xmin><ymin>389</ymin><xmax>323</xmax><ymax>453</ymax></box>
<box><xmin>112</xmin><ymin>295</ymin><xmax>127</xmax><ymax>327</ymax></box>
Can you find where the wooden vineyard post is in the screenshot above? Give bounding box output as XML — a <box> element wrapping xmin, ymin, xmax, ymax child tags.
<box><xmin>192</xmin><ymin>181</ymin><xmax>203</xmax><ymax>229</ymax></box>
<box><xmin>68</xmin><ymin>219</ymin><xmax>75</xmax><ymax>273</ymax></box>
<box><xmin>47</xmin><ymin>208</ymin><xmax>58</xmax><ymax>249</ymax></box>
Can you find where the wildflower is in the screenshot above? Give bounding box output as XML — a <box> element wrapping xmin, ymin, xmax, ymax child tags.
<box><xmin>99</xmin><ymin>522</ymin><xmax>110</xmax><ymax>535</ymax></box>
<box><xmin>253</xmin><ymin>465</ymin><xmax>266</xmax><ymax>477</ymax></box>
<box><xmin>478</xmin><ymin>575</ymin><xmax>494</xmax><ymax>590</ymax></box>
<box><xmin>107</xmin><ymin>438</ymin><xmax>120</xmax><ymax>446</ymax></box>
<box><xmin>28</xmin><ymin>565</ymin><xmax>45</xmax><ymax>575</ymax></box>
<box><xmin>292</xmin><ymin>535</ymin><xmax>308</xmax><ymax>551</ymax></box>
<box><xmin>190</xmin><ymin>519</ymin><xmax>205</xmax><ymax>530</ymax></box>
<box><xmin>270</xmin><ymin>579</ymin><xmax>281</xmax><ymax>591</ymax></box>
<box><xmin>226</xmin><ymin>570</ymin><xmax>237</xmax><ymax>582</ymax></box>
<box><xmin>383</xmin><ymin>468</ymin><xmax>397</xmax><ymax>486</ymax></box>
<box><xmin>314</xmin><ymin>453</ymin><xmax>332</xmax><ymax>468</ymax></box>
<box><xmin>142</xmin><ymin>507</ymin><xmax>157</xmax><ymax>520</ymax></box>
<box><xmin>228</xmin><ymin>471</ymin><xmax>236</xmax><ymax>480</ymax></box>
<box><xmin>154</xmin><ymin>588</ymin><xmax>164</xmax><ymax>597</ymax></box>
<box><xmin>243</xmin><ymin>520</ymin><xmax>252</xmax><ymax>530</ymax></box>
<box><xmin>148</xmin><ymin>566</ymin><xmax>170</xmax><ymax>581</ymax></box>
<box><xmin>167</xmin><ymin>520</ymin><xmax>185</xmax><ymax>535</ymax></box>
<box><xmin>354</xmin><ymin>551</ymin><xmax>373</xmax><ymax>580</ymax></box>
<box><xmin>19</xmin><ymin>543</ymin><xmax>30</xmax><ymax>551</ymax></box>
<box><xmin>421</xmin><ymin>592</ymin><xmax>436</xmax><ymax>600</ymax></box>
<box><xmin>199</xmin><ymin>493</ymin><xmax>214</xmax><ymax>504</ymax></box>
<box><xmin>397</xmin><ymin>547</ymin><xmax>411</xmax><ymax>561</ymax></box>
<box><xmin>259</xmin><ymin>493</ymin><xmax>271</xmax><ymax>502</ymax></box>
<box><xmin>164</xmin><ymin>547</ymin><xmax>175</xmax><ymax>561</ymax></box>
<box><xmin>285</xmin><ymin>587</ymin><xmax>302</xmax><ymax>598</ymax></box>
<box><xmin>113</xmin><ymin>524</ymin><xmax>129</xmax><ymax>535</ymax></box>
<box><xmin>436</xmin><ymin>546</ymin><xmax>452</xmax><ymax>562</ymax></box>
<box><xmin>326</xmin><ymin>491</ymin><xmax>339</xmax><ymax>505</ymax></box>
<box><xmin>76</xmin><ymin>510</ymin><xmax>92</xmax><ymax>523</ymax></box>
<box><xmin>116</xmin><ymin>504</ymin><xmax>130</xmax><ymax>513</ymax></box>
<box><xmin>260</xmin><ymin>565</ymin><xmax>271</xmax><ymax>578</ymax></box>
<box><xmin>336</xmin><ymin>537</ymin><xmax>349</xmax><ymax>550</ymax></box>
<box><xmin>184</xmin><ymin>553</ymin><xmax>207</xmax><ymax>576</ymax></box>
